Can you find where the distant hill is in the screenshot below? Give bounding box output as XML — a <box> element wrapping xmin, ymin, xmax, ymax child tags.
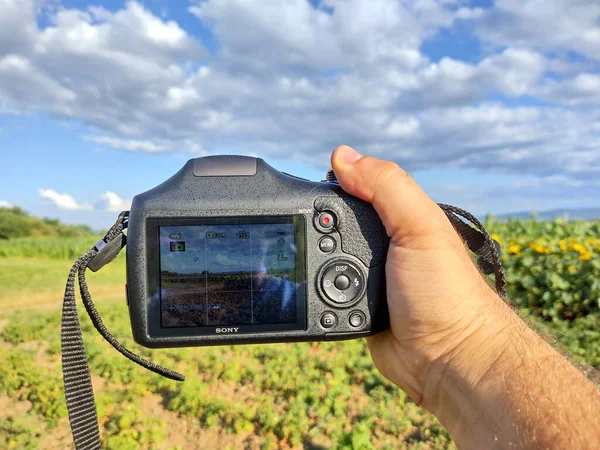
<box><xmin>492</xmin><ymin>207</ymin><xmax>600</xmax><ymax>221</ymax></box>
<box><xmin>0</xmin><ymin>206</ymin><xmax>93</xmax><ymax>239</ymax></box>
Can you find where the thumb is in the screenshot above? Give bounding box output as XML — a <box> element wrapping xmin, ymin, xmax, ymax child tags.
<box><xmin>331</xmin><ymin>145</ymin><xmax>447</xmax><ymax>243</ymax></box>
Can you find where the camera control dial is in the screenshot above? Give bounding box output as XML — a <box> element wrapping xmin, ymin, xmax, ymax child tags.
<box><xmin>319</xmin><ymin>260</ymin><xmax>365</xmax><ymax>305</ymax></box>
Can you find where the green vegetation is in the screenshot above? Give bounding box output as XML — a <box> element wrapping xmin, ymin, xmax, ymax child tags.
<box><xmin>487</xmin><ymin>217</ymin><xmax>600</xmax><ymax>320</ymax></box>
<box><xmin>0</xmin><ymin>207</ymin><xmax>99</xmax><ymax>267</ymax></box>
<box><xmin>0</xmin><ymin>217</ymin><xmax>599</xmax><ymax>449</ymax></box>
<box><xmin>0</xmin><ymin>257</ymin><xmax>125</xmax><ymax>313</ymax></box>
<box><xmin>0</xmin><ymin>206</ymin><xmax>93</xmax><ymax>240</ymax></box>
<box><xmin>0</xmin><ymin>235</ymin><xmax>104</xmax><ymax>259</ymax></box>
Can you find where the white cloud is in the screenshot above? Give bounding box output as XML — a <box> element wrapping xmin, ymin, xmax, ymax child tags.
<box><xmin>472</xmin><ymin>0</ymin><xmax>600</xmax><ymax>63</ymax></box>
<box><xmin>386</xmin><ymin>117</ymin><xmax>420</xmax><ymax>138</ymax></box>
<box><xmin>84</xmin><ymin>135</ymin><xmax>172</xmax><ymax>153</ymax></box>
<box><xmin>189</xmin><ymin>0</ymin><xmax>447</xmax><ymax>70</ymax></box>
<box><xmin>84</xmin><ymin>135</ymin><xmax>208</xmax><ymax>154</ymax></box>
<box><xmin>0</xmin><ymin>0</ymin><xmax>598</xmax><ymax>191</ymax></box>
<box><xmin>99</xmin><ymin>192</ymin><xmax>131</xmax><ymax>212</ymax></box>
<box><xmin>0</xmin><ymin>54</ymin><xmax>76</xmax><ymax>112</ymax></box>
<box><xmin>0</xmin><ymin>200</ymin><xmax>13</xmax><ymax>208</ymax></box>
<box><xmin>0</xmin><ymin>0</ymin><xmax>37</xmax><ymax>59</ymax></box>
<box><xmin>37</xmin><ymin>189</ymin><xmax>132</xmax><ymax>213</ymax></box>
<box><xmin>90</xmin><ymin>2</ymin><xmax>191</xmax><ymax>49</ymax></box>
<box><xmin>478</xmin><ymin>49</ymin><xmax>546</xmax><ymax>97</ymax></box>
<box><xmin>454</xmin><ymin>7</ymin><xmax>485</xmax><ymax>21</ymax></box>
<box><xmin>536</xmin><ymin>73</ymin><xmax>600</xmax><ymax>106</ymax></box>
<box><xmin>39</xmin><ymin>189</ymin><xmax>93</xmax><ymax>211</ymax></box>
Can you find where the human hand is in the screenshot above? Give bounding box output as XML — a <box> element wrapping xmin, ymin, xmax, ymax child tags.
<box><xmin>330</xmin><ymin>145</ymin><xmax>510</xmax><ymax>408</ymax></box>
<box><xmin>332</xmin><ymin>145</ymin><xmax>600</xmax><ymax>448</ymax></box>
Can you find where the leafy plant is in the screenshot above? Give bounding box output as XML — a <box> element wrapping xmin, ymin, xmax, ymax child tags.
<box><xmin>0</xmin><ymin>218</ymin><xmax>599</xmax><ymax>448</ymax></box>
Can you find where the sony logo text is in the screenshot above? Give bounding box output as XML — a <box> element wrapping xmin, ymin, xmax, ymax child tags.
<box><xmin>216</xmin><ymin>327</ymin><xmax>239</xmax><ymax>333</ymax></box>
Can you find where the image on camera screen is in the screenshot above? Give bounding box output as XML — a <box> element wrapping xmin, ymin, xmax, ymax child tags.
<box><xmin>158</xmin><ymin>221</ymin><xmax>298</xmax><ymax>328</ymax></box>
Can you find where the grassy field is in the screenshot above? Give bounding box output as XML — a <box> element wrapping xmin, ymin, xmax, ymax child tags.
<box><xmin>1</xmin><ymin>220</ymin><xmax>599</xmax><ymax>449</ymax></box>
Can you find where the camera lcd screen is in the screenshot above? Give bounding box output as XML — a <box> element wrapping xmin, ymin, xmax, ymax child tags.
<box><xmin>155</xmin><ymin>216</ymin><xmax>305</xmax><ymax>330</ymax></box>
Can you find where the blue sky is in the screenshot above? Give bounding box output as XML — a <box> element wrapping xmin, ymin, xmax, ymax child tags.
<box><xmin>1</xmin><ymin>0</ymin><xmax>599</xmax><ymax>228</ymax></box>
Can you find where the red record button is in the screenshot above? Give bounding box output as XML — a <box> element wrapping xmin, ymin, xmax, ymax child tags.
<box><xmin>318</xmin><ymin>211</ymin><xmax>336</xmax><ymax>229</ymax></box>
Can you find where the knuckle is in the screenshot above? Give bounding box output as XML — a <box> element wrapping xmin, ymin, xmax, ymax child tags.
<box><xmin>368</xmin><ymin>160</ymin><xmax>415</xmax><ymax>207</ymax></box>
<box><xmin>355</xmin><ymin>159</ymin><xmax>386</xmax><ymax>203</ymax></box>
<box><xmin>371</xmin><ymin>160</ymin><xmax>405</xmax><ymax>190</ymax></box>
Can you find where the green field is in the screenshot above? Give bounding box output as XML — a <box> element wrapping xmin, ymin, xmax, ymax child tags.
<box><xmin>1</xmin><ymin>219</ymin><xmax>599</xmax><ymax>449</ymax></box>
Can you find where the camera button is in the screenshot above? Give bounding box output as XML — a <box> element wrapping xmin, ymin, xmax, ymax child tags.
<box><xmin>349</xmin><ymin>311</ymin><xmax>366</xmax><ymax>328</ymax></box>
<box><xmin>318</xmin><ymin>211</ymin><xmax>336</xmax><ymax>230</ymax></box>
<box><xmin>334</xmin><ymin>274</ymin><xmax>351</xmax><ymax>290</ymax></box>
<box><xmin>320</xmin><ymin>312</ymin><xmax>337</xmax><ymax>329</ymax></box>
<box><xmin>320</xmin><ymin>260</ymin><xmax>365</xmax><ymax>305</ymax></box>
<box><xmin>318</xmin><ymin>236</ymin><xmax>336</xmax><ymax>253</ymax></box>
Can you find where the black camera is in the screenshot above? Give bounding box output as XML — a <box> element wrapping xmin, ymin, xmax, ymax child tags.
<box><xmin>126</xmin><ymin>155</ymin><xmax>390</xmax><ymax>347</ymax></box>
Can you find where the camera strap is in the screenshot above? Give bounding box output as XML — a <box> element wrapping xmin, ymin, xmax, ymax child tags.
<box><xmin>61</xmin><ymin>211</ymin><xmax>184</xmax><ymax>450</ymax></box>
<box><xmin>61</xmin><ymin>206</ymin><xmax>505</xmax><ymax>449</ymax></box>
<box><xmin>438</xmin><ymin>203</ymin><xmax>506</xmax><ymax>297</ymax></box>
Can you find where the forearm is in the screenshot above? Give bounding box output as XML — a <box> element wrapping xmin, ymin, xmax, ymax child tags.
<box><xmin>423</xmin><ymin>297</ymin><xmax>600</xmax><ymax>449</ymax></box>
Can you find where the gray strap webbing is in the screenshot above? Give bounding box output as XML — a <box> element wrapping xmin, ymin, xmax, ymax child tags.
<box><xmin>61</xmin><ymin>206</ymin><xmax>505</xmax><ymax>449</ymax></box>
<box><xmin>438</xmin><ymin>203</ymin><xmax>506</xmax><ymax>297</ymax></box>
<box><xmin>61</xmin><ymin>212</ymin><xmax>184</xmax><ymax>450</ymax></box>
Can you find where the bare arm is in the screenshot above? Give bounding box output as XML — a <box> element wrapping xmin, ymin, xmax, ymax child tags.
<box><xmin>425</xmin><ymin>297</ymin><xmax>600</xmax><ymax>449</ymax></box>
<box><xmin>330</xmin><ymin>145</ymin><xmax>600</xmax><ymax>449</ymax></box>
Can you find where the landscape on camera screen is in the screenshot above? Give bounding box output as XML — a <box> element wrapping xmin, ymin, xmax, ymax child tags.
<box><xmin>159</xmin><ymin>222</ymin><xmax>298</xmax><ymax>328</ymax></box>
